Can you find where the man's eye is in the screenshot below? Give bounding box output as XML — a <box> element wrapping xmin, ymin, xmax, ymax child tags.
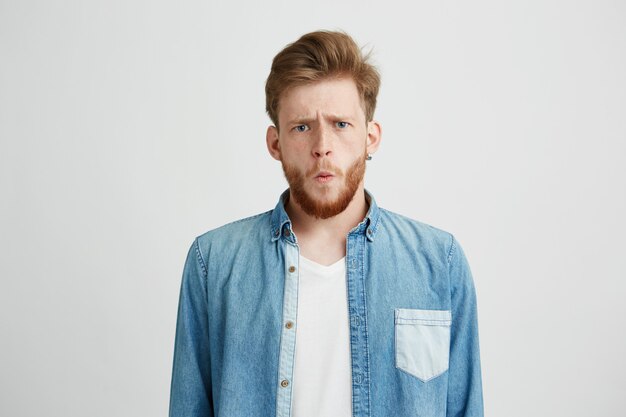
<box><xmin>294</xmin><ymin>125</ymin><xmax>309</xmax><ymax>132</ymax></box>
<box><xmin>336</xmin><ymin>121</ymin><xmax>349</xmax><ymax>129</ymax></box>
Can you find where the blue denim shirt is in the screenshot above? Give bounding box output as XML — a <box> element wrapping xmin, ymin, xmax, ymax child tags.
<box><xmin>169</xmin><ymin>189</ymin><xmax>484</xmax><ymax>417</ymax></box>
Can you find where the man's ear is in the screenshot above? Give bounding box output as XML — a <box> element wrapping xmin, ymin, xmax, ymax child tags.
<box><xmin>266</xmin><ymin>125</ymin><xmax>281</xmax><ymax>161</ymax></box>
<box><xmin>366</xmin><ymin>120</ymin><xmax>382</xmax><ymax>155</ymax></box>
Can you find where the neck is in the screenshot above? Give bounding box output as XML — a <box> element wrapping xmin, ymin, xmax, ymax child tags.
<box><xmin>285</xmin><ymin>183</ymin><xmax>369</xmax><ymax>240</ymax></box>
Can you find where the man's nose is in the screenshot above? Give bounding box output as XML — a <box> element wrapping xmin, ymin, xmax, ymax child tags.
<box><xmin>312</xmin><ymin>125</ymin><xmax>332</xmax><ymax>158</ymax></box>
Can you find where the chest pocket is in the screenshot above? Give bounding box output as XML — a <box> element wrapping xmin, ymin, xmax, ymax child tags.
<box><xmin>394</xmin><ymin>308</ymin><xmax>452</xmax><ymax>382</ymax></box>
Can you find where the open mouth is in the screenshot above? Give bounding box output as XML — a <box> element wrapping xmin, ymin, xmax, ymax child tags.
<box><xmin>315</xmin><ymin>174</ymin><xmax>334</xmax><ymax>183</ymax></box>
<box><xmin>314</xmin><ymin>170</ymin><xmax>335</xmax><ymax>183</ymax></box>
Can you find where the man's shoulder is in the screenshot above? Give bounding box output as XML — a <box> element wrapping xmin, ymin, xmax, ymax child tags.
<box><xmin>195</xmin><ymin>210</ymin><xmax>273</xmax><ymax>249</ymax></box>
<box><xmin>378</xmin><ymin>206</ymin><xmax>454</xmax><ymax>252</ymax></box>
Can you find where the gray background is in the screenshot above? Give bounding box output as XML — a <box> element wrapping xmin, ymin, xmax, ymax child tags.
<box><xmin>1</xmin><ymin>0</ymin><xmax>625</xmax><ymax>416</ymax></box>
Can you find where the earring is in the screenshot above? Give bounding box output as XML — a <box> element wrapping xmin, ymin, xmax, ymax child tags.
<box><xmin>366</xmin><ymin>153</ymin><xmax>373</xmax><ymax>161</ymax></box>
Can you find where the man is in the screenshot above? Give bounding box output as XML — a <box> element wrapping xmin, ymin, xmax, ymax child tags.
<box><xmin>169</xmin><ymin>30</ymin><xmax>484</xmax><ymax>417</ymax></box>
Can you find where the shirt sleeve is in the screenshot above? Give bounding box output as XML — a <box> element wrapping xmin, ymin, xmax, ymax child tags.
<box><xmin>169</xmin><ymin>238</ymin><xmax>214</xmax><ymax>417</ymax></box>
<box><xmin>446</xmin><ymin>235</ymin><xmax>484</xmax><ymax>417</ymax></box>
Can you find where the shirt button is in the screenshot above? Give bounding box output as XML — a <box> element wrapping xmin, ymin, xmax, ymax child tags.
<box><xmin>284</xmin><ymin>228</ymin><xmax>291</xmax><ymax>237</ymax></box>
<box><xmin>274</xmin><ymin>229</ymin><xmax>280</xmax><ymax>237</ymax></box>
<box><xmin>288</xmin><ymin>265</ymin><xmax>296</xmax><ymax>273</ymax></box>
<box><xmin>367</xmin><ymin>229</ymin><xmax>372</xmax><ymax>235</ymax></box>
<box><xmin>285</xmin><ymin>321</ymin><xmax>294</xmax><ymax>329</ymax></box>
<box><xmin>280</xmin><ymin>379</ymin><xmax>289</xmax><ymax>387</ymax></box>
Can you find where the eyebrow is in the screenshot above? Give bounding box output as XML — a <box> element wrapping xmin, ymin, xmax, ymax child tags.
<box><xmin>287</xmin><ymin>114</ymin><xmax>354</xmax><ymax>125</ymax></box>
<box><xmin>287</xmin><ymin>116</ymin><xmax>315</xmax><ymax>125</ymax></box>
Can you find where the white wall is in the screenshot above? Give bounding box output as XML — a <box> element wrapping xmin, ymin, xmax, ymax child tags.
<box><xmin>1</xmin><ymin>1</ymin><xmax>624</xmax><ymax>416</ymax></box>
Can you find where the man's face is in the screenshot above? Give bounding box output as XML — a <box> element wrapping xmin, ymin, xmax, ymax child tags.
<box><xmin>266</xmin><ymin>77</ymin><xmax>379</xmax><ymax>219</ymax></box>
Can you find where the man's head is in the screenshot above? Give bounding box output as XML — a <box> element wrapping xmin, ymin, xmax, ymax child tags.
<box><xmin>265</xmin><ymin>30</ymin><xmax>380</xmax><ymax>131</ymax></box>
<box><xmin>265</xmin><ymin>30</ymin><xmax>382</xmax><ymax>219</ymax></box>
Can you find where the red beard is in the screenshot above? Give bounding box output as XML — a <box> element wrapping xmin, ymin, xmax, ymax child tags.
<box><xmin>280</xmin><ymin>151</ymin><xmax>367</xmax><ymax>219</ymax></box>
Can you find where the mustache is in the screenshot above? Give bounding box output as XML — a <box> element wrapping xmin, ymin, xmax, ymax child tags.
<box><xmin>306</xmin><ymin>162</ymin><xmax>342</xmax><ymax>177</ymax></box>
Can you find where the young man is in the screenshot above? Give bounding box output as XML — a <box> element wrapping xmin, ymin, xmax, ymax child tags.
<box><xmin>169</xmin><ymin>30</ymin><xmax>484</xmax><ymax>417</ymax></box>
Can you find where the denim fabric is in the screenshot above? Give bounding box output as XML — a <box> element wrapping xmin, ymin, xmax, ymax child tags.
<box><xmin>169</xmin><ymin>189</ymin><xmax>484</xmax><ymax>417</ymax></box>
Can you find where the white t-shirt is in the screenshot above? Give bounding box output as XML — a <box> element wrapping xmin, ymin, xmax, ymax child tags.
<box><xmin>291</xmin><ymin>255</ymin><xmax>352</xmax><ymax>417</ymax></box>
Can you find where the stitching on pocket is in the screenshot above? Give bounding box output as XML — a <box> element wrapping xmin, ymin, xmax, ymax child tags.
<box><xmin>394</xmin><ymin>308</ymin><xmax>451</xmax><ymax>382</ymax></box>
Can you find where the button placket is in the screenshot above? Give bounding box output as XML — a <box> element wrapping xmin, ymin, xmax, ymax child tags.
<box><xmin>275</xmin><ymin>236</ymin><xmax>300</xmax><ymax>417</ymax></box>
<box><xmin>346</xmin><ymin>233</ymin><xmax>372</xmax><ymax>415</ymax></box>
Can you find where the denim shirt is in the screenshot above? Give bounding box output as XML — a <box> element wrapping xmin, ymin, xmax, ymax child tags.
<box><xmin>169</xmin><ymin>189</ymin><xmax>484</xmax><ymax>417</ymax></box>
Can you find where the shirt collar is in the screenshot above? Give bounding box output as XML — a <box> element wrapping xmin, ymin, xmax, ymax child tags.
<box><xmin>270</xmin><ymin>188</ymin><xmax>381</xmax><ymax>243</ymax></box>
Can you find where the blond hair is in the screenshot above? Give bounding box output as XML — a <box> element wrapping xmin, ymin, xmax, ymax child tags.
<box><xmin>265</xmin><ymin>30</ymin><xmax>380</xmax><ymax>130</ymax></box>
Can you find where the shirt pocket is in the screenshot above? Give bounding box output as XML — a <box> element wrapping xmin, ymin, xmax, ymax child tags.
<box><xmin>394</xmin><ymin>308</ymin><xmax>452</xmax><ymax>382</ymax></box>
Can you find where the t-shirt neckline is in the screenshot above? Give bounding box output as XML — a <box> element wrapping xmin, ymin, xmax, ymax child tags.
<box><xmin>299</xmin><ymin>254</ymin><xmax>346</xmax><ymax>273</ymax></box>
